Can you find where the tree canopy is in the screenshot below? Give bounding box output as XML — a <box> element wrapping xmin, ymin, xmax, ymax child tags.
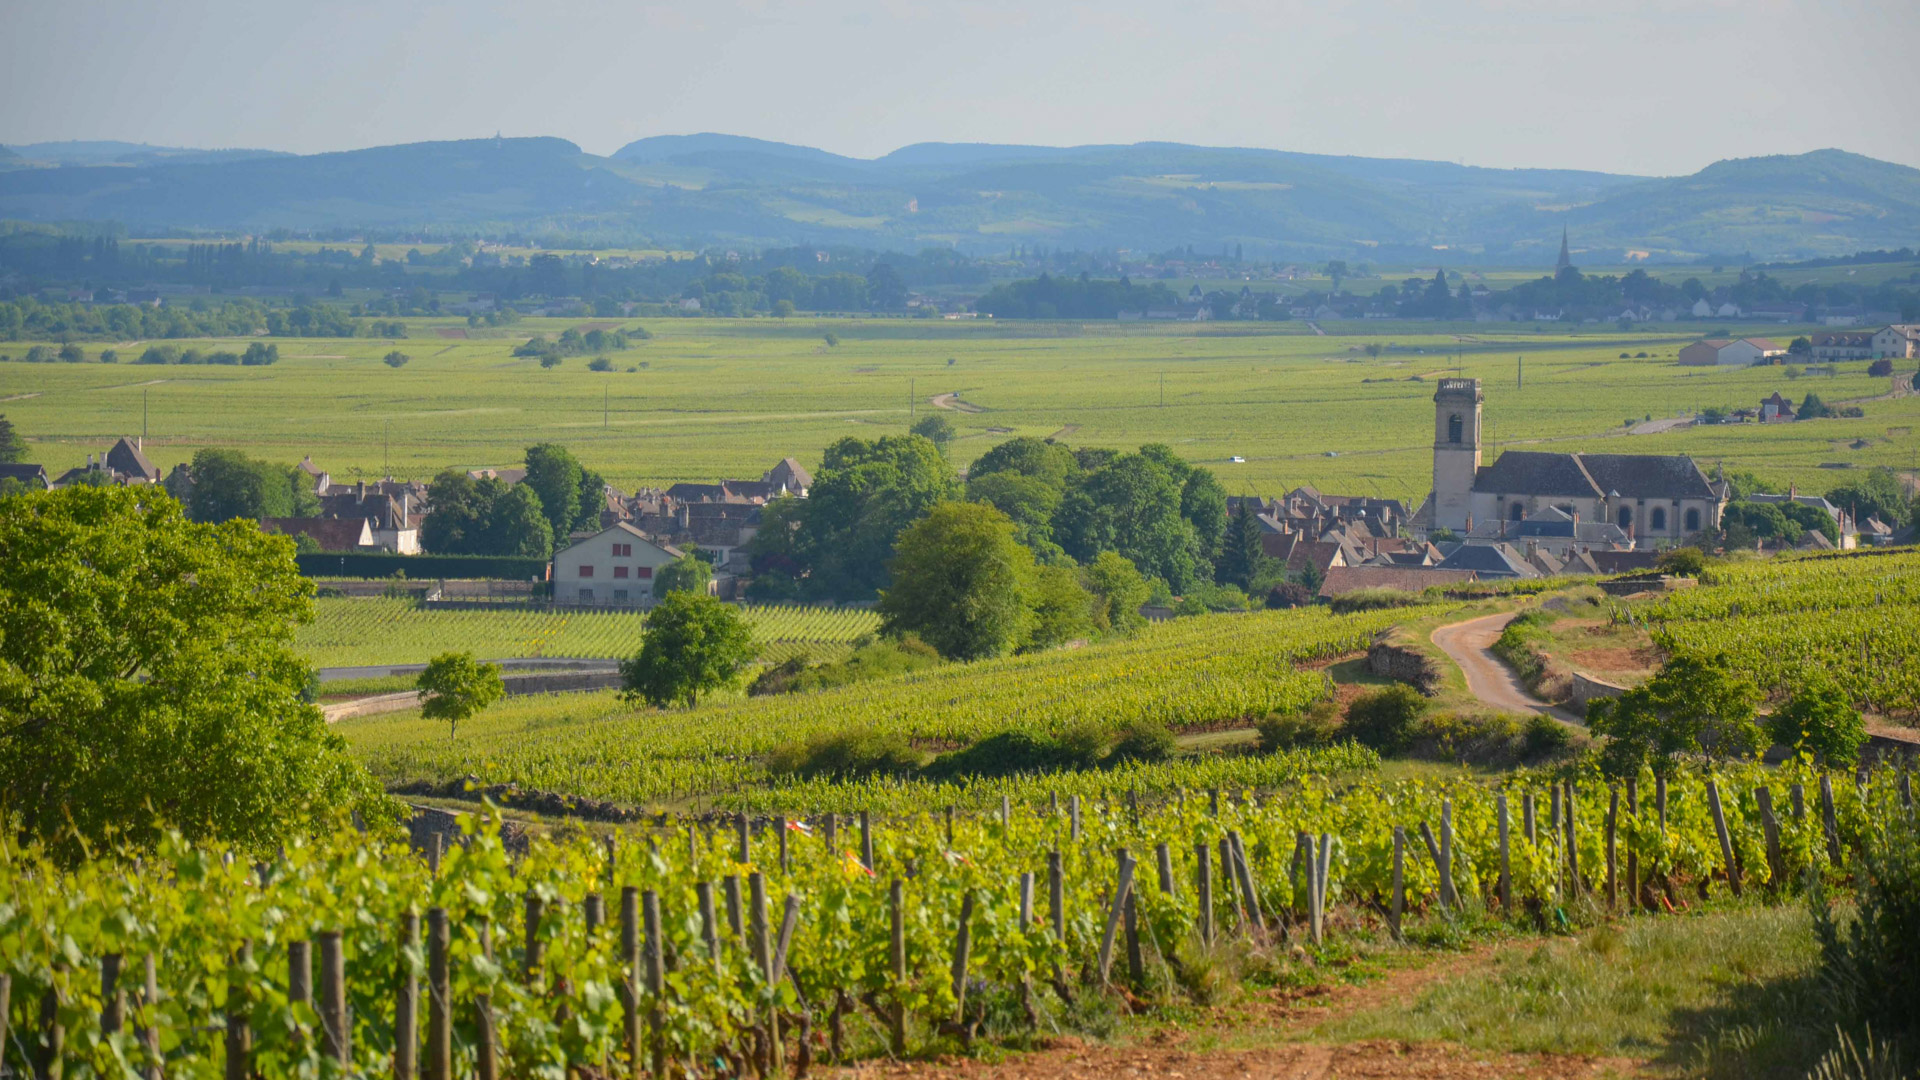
<box><xmin>754</xmin><ymin>434</ymin><xmax>958</xmax><ymax>600</ymax></box>
<box><xmin>619</xmin><ymin>592</ymin><xmax>755</xmax><ymax>708</ymax></box>
<box><xmin>421</xmin><ymin>471</ymin><xmax>554</xmax><ymax>558</ymax></box>
<box><xmin>1587</xmin><ymin>652</ymin><xmax>1764</xmax><ymax>777</ymax></box>
<box><xmin>879</xmin><ymin>501</ymin><xmax>1042</xmax><ymax>661</ymax></box>
<box><xmin>417</xmin><ymin>651</ymin><xmax>506</xmax><ymax>740</ymax></box>
<box><xmin>654</xmin><ymin>553</ymin><xmax>715</xmax><ymax>597</ymax></box>
<box><xmin>0</xmin><ymin>486</ymin><xmax>389</xmax><ymax>858</ymax></box>
<box><xmin>186</xmin><ymin>448</ymin><xmax>320</xmax><ymax>523</ymax></box>
<box><xmin>0</xmin><ymin>414</ymin><xmax>24</xmax><ymax>463</ymax></box>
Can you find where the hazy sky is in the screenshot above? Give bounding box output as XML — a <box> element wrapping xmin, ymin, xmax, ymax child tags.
<box><xmin>4</xmin><ymin>0</ymin><xmax>1916</xmax><ymax>175</ymax></box>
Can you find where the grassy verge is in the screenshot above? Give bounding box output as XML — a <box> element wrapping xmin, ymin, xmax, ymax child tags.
<box><xmin>1317</xmin><ymin>903</ymin><xmax>1832</xmax><ymax>1077</ymax></box>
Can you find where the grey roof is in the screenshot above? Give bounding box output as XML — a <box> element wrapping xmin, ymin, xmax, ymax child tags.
<box><xmin>1437</xmin><ymin>542</ymin><xmax>1539</xmax><ymax>578</ymax></box>
<box><xmin>105</xmin><ymin>437</ymin><xmax>160</xmax><ymax>483</ymax></box>
<box><xmin>1476</xmin><ymin>450</ymin><xmax>1717</xmax><ymax>501</ymax></box>
<box><xmin>1746</xmin><ymin>492</ymin><xmax>1841</xmax><ymax>523</ymax></box>
<box><xmin>0</xmin><ymin>463</ymin><xmax>48</xmax><ymax>486</ymax></box>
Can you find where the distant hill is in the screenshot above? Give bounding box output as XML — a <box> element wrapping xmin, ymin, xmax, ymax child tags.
<box><xmin>1</xmin><ymin>135</ymin><xmax>1916</xmax><ymax>261</ymax></box>
<box><xmin>5</xmin><ymin>140</ymin><xmax>292</xmax><ymax>166</ymax></box>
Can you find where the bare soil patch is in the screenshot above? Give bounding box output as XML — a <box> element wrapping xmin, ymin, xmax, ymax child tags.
<box><xmin>931</xmin><ymin>392</ymin><xmax>987</xmax><ymax>413</ymax></box>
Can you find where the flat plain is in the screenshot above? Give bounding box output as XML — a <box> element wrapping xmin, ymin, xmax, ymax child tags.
<box><xmin>4</xmin><ymin>317</ymin><xmax>1913</xmax><ymax>504</ymax></box>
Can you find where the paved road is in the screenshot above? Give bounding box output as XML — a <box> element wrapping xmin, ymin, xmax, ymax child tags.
<box><xmin>317</xmin><ymin>657</ymin><xmax>619</xmax><ymax>682</ymax></box>
<box><xmin>1430</xmin><ymin>612</ymin><xmax>1581</xmax><ymax>722</ymax></box>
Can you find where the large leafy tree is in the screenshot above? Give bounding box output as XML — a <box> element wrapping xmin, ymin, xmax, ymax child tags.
<box><xmin>620</xmin><ymin>592</ymin><xmax>755</xmax><ymax>708</ymax></box>
<box><xmin>1057</xmin><ymin>451</ymin><xmax>1205</xmax><ymax>592</ymax></box>
<box><xmin>421</xmin><ymin>471</ymin><xmax>551</xmax><ymax>557</ymax></box>
<box><xmin>878</xmin><ymin>501</ymin><xmax>1039</xmax><ymax>661</ymax></box>
<box><xmin>784</xmin><ymin>434</ymin><xmax>958</xmax><ymax>599</ymax></box>
<box><xmin>1081</xmin><ymin>550</ymin><xmax>1151</xmax><ymax>636</ymax></box>
<box><xmin>417</xmin><ymin>651</ymin><xmax>505</xmax><ymax>740</ymax></box>
<box><xmin>0</xmin><ymin>486</ymin><xmax>389</xmax><ymax>858</ymax></box>
<box><xmin>187</xmin><ymin>448</ymin><xmax>319</xmax><ymax>523</ymax></box>
<box><xmin>1587</xmin><ymin>652</ymin><xmax>1764</xmax><ymax>777</ymax></box>
<box><xmin>967</xmin><ymin>436</ymin><xmax>1078</xmax><ymax>490</ymax></box>
<box><xmin>967</xmin><ymin>471</ymin><xmax>1065</xmax><ymax>560</ymax></box>
<box><xmin>524</xmin><ymin>443</ymin><xmax>590</xmax><ymax>542</ymax></box>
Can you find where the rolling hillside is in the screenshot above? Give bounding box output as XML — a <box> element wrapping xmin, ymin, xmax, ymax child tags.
<box><xmin>2</xmin><ymin>134</ymin><xmax>1917</xmax><ymax>261</ymax></box>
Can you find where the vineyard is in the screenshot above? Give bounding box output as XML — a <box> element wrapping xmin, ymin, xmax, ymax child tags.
<box><xmin>296</xmin><ymin>600</ymin><xmax>880</xmax><ymax>669</ymax></box>
<box><xmin>2</xmin><ymin>762</ymin><xmax>1905</xmax><ymax>1078</ymax></box>
<box><xmin>340</xmin><ymin>604</ymin><xmax>1445</xmax><ymax>810</ymax></box>
<box><xmin>1635</xmin><ymin>548</ymin><xmax>1920</xmax><ymax>715</ymax></box>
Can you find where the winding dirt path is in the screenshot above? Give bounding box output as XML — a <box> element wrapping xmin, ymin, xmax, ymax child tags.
<box><xmin>930</xmin><ymin>392</ymin><xmax>987</xmax><ymax>413</ymax></box>
<box><xmin>1429</xmin><ymin>612</ymin><xmax>1580</xmax><ymax>722</ymax></box>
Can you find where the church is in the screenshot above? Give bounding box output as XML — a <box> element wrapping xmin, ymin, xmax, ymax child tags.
<box><xmin>1422</xmin><ymin>378</ymin><xmax>1726</xmax><ymax>546</ymax></box>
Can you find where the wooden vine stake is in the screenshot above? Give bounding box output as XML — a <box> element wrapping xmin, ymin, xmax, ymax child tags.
<box><xmin>1755</xmin><ymin>787</ymin><xmax>1785</xmax><ymax>891</ymax></box>
<box><xmin>224</xmin><ymin>943</ymin><xmax>251</xmax><ymax>1080</ymax></box>
<box><xmin>620</xmin><ymin>887</ymin><xmax>641</xmax><ymax>1079</ymax></box>
<box><xmin>1819</xmin><ymin>774</ymin><xmax>1843</xmax><ymax>867</ymax></box>
<box><xmin>1389</xmin><ymin>826</ymin><xmax>1405</xmax><ymax>941</ymax></box>
<box><xmin>1097</xmin><ymin>850</ymin><xmax>1136</xmax><ymax>985</ymax></box>
<box><xmin>1195</xmin><ymin>841</ymin><xmax>1214</xmax><ymax>946</ymax></box>
<box><xmin>1496</xmin><ymin>793</ymin><xmax>1512</xmax><ymax>911</ymax></box>
<box><xmin>1605</xmin><ymin>787</ymin><xmax>1619</xmax><ymax>911</ymax></box>
<box><xmin>426</xmin><ymin>909</ymin><xmax>451</xmax><ymax>1080</ymax></box>
<box><xmin>319</xmin><ymin>930</ymin><xmax>348</xmax><ymax>1066</ymax></box>
<box><xmin>1625</xmin><ymin>778</ymin><xmax>1641</xmax><ymax>911</ymax></box>
<box><xmin>475</xmin><ymin>919</ymin><xmax>497</xmax><ymax>1080</ymax></box>
<box><xmin>1705</xmin><ymin>779</ymin><xmax>1742</xmax><ymax>898</ymax></box>
<box><xmin>642</xmin><ymin>889</ymin><xmax>668</xmax><ymax>1079</ymax></box>
<box><xmin>395</xmin><ymin>912</ymin><xmax>419</xmax><ymax>1080</ymax></box>
<box><xmin>888</xmin><ymin>879</ymin><xmax>907</xmax><ymax>1056</ymax></box>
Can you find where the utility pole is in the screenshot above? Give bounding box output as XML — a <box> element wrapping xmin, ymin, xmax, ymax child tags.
<box><xmin>383</xmin><ymin>419</ymin><xmax>390</xmax><ymax>478</ymax></box>
<box><xmin>604</xmin><ymin>384</ymin><xmax>609</xmax><ymax>429</ymax></box>
<box><xmin>1517</xmin><ymin>355</ymin><xmax>1523</xmax><ymax>390</ymax></box>
<box><xmin>142</xmin><ymin>388</ymin><xmax>148</xmax><ymax>443</ymax></box>
<box><xmin>1159</xmin><ymin>371</ymin><xmax>1165</xmax><ymax>408</ymax></box>
<box><xmin>909</xmin><ymin>378</ymin><xmax>916</xmax><ymax>424</ymax></box>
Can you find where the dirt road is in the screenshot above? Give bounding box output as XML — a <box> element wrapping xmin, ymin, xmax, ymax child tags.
<box><xmin>1429</xmin><ymin>612</ymin><xmax>1576</xmax><ymax>721</ymax></box>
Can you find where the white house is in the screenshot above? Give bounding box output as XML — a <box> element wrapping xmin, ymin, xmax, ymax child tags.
<box><xmin>1872</xmin><ymin>324</ymin><xmax>1920</xmax><ymax>359</ymax></box>
<box><xmin>551</xmin><ymin>522</ymin><xmax>690</xmax><ymax>607</ymax></box>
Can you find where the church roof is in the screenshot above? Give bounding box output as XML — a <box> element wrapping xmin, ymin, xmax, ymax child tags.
<box><xmin>1474</xmin><ymin>451</ymin><xmax>1717</xmax><ymax>502</ymax></box>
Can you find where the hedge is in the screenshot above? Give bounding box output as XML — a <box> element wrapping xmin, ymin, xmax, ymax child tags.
<box><xmin>295</xmin><ymin>552</ymin><xmax>549</xmax><ymax>580</ymax></box>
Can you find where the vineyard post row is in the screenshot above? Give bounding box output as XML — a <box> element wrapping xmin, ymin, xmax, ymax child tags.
<box><xmin>4</xmin><ymin>766</ymin><xmax>1913</xmax><ymax>1078</ymax></box>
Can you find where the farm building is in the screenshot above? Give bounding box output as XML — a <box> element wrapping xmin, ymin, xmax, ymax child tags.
<box><xmin>1810</xmin><ymin>332</ymin><xmax>1875</xmax><ymax>361</ymax></box>
<box><xmin>1872</xmin><ymin>324</ymin><xmax>1920</xmax><ymax>358</ymax></box>
<box><xmin>1677</xmin><ymin>338</ymin><xmax>1782</xmax><ymax>366</ymax></box>
<box><xmin>551</xmin><ymin>522</ymin><xmax>694</xmax><ymax>607</ymax></box>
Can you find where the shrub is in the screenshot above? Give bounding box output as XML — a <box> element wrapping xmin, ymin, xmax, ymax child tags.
<box><xmin>1344</xmin><ymin>684</ymin><xmax>1429</xmax><ymax>754</ymax></box>
<box><xmin>823</xmin><ymin>332</ymin><xmax>839</xmax><ymax>346</ymax></box>
<box><xmin>1811</xmin><ymin>811</ymin><xmax>1920</xmax><ymax>1050</ymax></box>
<box><xmin>589</xmin><ymin>356</ymin><xmax>613</xmax><ymax>371</ymax></box>
<box><xmin>923</xmin><ymin>730</ymin><xmax>1083</xmax><ymax>779</ymax></box>
<box><xmin>1329</xmin><ymin>587</ymin><xmax>1423</xmax><ymax>614</ymax></box>
<box><xmin>1868</xmin><ymin>358</ymin><xmax>1893</xmax><ymax>377</ymax></box>
<box><xmin>1767</xmin><ymin>673</ymin><xmax>1867</xmax><ymax>766</ymax></box>
<box><xmin>1265</xmin><ymin>582</ymin><xmax>1314</xmax><ymax>609</ymax></box>
<box><xmin>1256</xmin><ymin>700</ymin><xmax>1341</xmax><ymax>751</ymax></box>
<box><xmin>782</xmin><ymin>636</ymin><xmax>944</xmax><ymax>693</ymax></box>
<box><xmin>1108</xmin><ymin>718</ymin><xmax>1175</xmax><ymax>763</ymax></box>
<box><xmin>1522</xmin><ymin>713</ymin><xmax>1573</xmax><ymax>758</ymax></box>
<box><xmin>1656</xmin><ymin>547</ymin><xmax>1708</xmax><ymax>576</ymax></box>
<box><xmin>384</xmin><ymin>350</ymin><xmax>410</xmax><ymax>368</ymax></box>
<box><xmin>766</xmin><ymin>728</ymin><xmax>922</xmax><ymax>780</ymax></box>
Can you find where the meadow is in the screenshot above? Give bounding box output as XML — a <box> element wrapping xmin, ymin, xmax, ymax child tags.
<box><xmin>5</xmin><ymin>317</ymin><xmax>1913</xmax><ymax>506</ymax></box>
<box><xmin>295</xmin><ymin>598</ymin><xmax>880</xmax><ymax>669</ymax></box>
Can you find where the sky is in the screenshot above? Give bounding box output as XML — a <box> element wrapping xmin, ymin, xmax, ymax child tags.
<box><xmin>4</xmin><ymin>0</ymin><xmax>1917</xmax><ymax>175</ymax></box>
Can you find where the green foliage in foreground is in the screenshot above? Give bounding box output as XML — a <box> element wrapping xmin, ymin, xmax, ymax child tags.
<box><xmin>0</xmin><ymin>763</ymin><xmax>1903</xmax><ymax>1077</ymax></box>
<box><xmin>0</xmin><ymin>486</ymin><xmax>390</xmax><ymax>858</ymax></box>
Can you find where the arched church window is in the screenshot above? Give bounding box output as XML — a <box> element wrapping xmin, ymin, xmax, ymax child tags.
<box><xmin>1685</xmin><ymin>508</ymin><xmax>1701</xmax><ymax>533</ymax></box>
<box><xmin>1650</xmin><ymin>507</ymin><xmax>1667</xmax><ymax>531</ymax></box>
<box><xmin>1448</xmin><ymin>414</ymin><xmax>1463</xmax><ymax>444</ymax></box>
<box><xmin>1617</xmin><ymin>507</ymin><xmax>1633</xmax><ymax>529</ymax></box>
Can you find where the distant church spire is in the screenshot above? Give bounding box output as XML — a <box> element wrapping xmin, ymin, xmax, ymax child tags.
<box><xmin>1555</xmin><ymin>226</ymin><xmax>1572</xmax><ymax>272</ymax></box>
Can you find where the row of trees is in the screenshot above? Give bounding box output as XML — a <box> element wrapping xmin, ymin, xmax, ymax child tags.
<box><xmin>749</xmin><ymin>433</ymin><xmax>1230</xmax><ymax>608</ymax></box>
<box><xmin>421</xmin><ymin>443</ymin><xmax>611</xmax><ymax>558</ymax></box>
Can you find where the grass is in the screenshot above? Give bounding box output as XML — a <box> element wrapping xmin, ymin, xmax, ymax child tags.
<box><xmin>6</xmin><ymin>317</ymin><xmax>1914</xmax><ymax>504</ymax></box>
<box><xmin>1317</xmin><ymin>903</ymin><xmax>1831</xmax><ymax>1076</ymax></box>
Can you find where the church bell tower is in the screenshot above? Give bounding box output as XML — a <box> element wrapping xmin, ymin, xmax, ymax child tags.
<box><xmin>1431</xmin><ymin>378</ymin><xmax>1483</xmax><ymax>531</ymax></box>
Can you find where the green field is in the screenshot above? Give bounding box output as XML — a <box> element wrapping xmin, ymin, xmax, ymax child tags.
<box><xmin>5</xmin><ymin>318</ymin><xmax>1913</xmax><ymax>505</ymax></box>
<box><xmin>296</xmin><ymin>598</ymin><xmax>880</xmax><ymax>669</ymax></box>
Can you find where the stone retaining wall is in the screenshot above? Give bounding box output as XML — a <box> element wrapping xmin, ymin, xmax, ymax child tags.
<box><xmin>1366</xmin><ymin>631</ymin><xmax>1444</xmax><ymax>696</ymax></box>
